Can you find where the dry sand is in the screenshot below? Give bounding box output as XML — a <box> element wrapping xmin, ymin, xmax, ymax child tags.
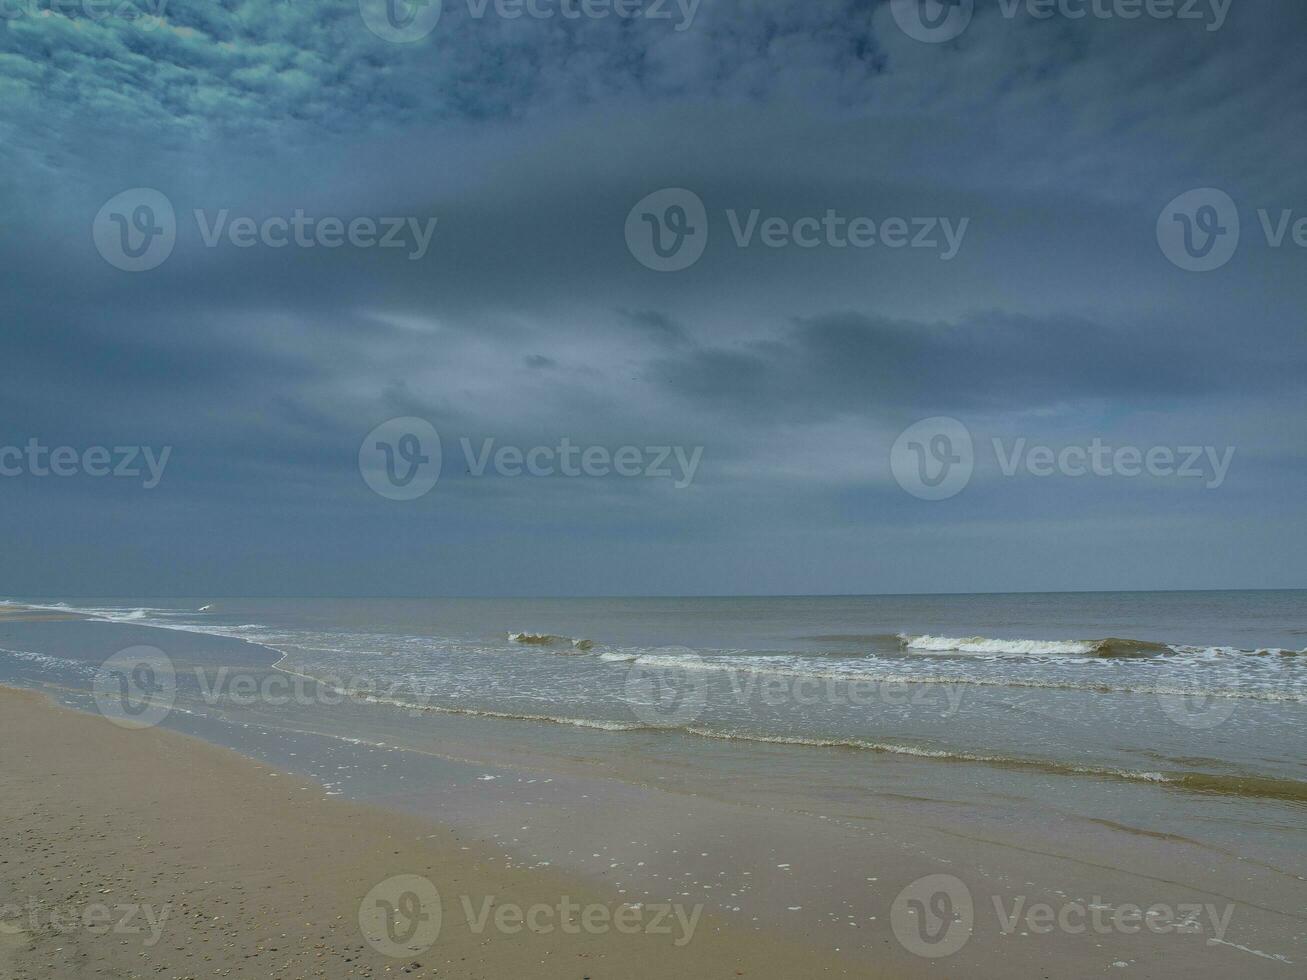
<box><xmin>0</xmin><ymin>685</ymin><xmax>872</xmax><ymax>979</ymax></box>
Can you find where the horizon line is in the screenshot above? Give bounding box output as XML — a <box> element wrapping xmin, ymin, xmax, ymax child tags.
<box><xmin>5</xmin><ymin>586</ymin><xmax>1304</xmax><ymax>601</ymax></box>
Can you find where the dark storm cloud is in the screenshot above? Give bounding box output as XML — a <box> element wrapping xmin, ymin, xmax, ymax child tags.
<box><xmin>1</xmin><ymin>0</ymin><xmax>1306</xmax><ymax>594</ymax></box>
<box><xmin>646</xmin><ymin>311</ymin><xmax>1307</xmax><ymax>422</ymax></box>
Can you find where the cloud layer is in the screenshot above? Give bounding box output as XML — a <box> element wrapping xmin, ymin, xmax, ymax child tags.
<box><xmin>1</xmin><ymin>0</ymin><xmax>1305</xmax><ymax>595</ymax></box>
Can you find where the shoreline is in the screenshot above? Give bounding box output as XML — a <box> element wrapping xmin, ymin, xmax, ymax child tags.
<box><xmin>2</xmin><ymin>603</ymin><xmax>1302</xmax><ymax>976</ymax></box>
<box><xmin>56</xmin><ymin>601</ymin><xmax>1307</xmax><ymax>807</ymax></box>
<box><xmin>0</xmin><ymin>684</ymin><xmax>868</xmax><ymax>978</ymax></box>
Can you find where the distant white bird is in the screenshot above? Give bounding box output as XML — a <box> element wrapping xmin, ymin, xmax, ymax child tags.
<box><xmin>198</xmin><ymin>604</ymin><xmax>213</xmax><ymax>611</ymax></box>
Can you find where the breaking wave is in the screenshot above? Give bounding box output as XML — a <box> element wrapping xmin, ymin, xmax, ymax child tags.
<box><xmin>898</xmin><ymin>634</ymin><xmax>1174</xmax><ymax>658</ymax></box>
<box><xmin>508</xmin><ymin>632</ymin><xmax>595</xmax><ymax>652</ymax></box>
<box><xmin>896</xmin><ymin>634</ymin><xmax>1302</xmax><ymax>659</ymax></box>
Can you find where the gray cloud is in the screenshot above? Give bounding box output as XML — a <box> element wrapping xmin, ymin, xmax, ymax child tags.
<box><xmin>647</xmin><ymin>310</ymin><xmax>1305</xmax><ymax>421</ymax></box>
<box><xmin>1</xmin><ymin>0</ymin><xmax>1305</xmax><ymax>595</ymax></box>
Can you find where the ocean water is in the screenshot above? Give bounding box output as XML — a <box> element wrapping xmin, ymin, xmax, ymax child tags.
<box><xmin>3</xmin><ymin>592</ymin><xmax>1305</xmax><ymax>970</ymax></box>
<box><xmin>2</xmin><ymin>591</ymin><xmax>1304</xmax><ymax>802</ymax></box>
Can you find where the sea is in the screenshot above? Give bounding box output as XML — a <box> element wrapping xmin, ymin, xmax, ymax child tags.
<box><xmin>1</xmin><ymin>591</ymin><xmax>1303</xmax><ymax>969</ymax></box>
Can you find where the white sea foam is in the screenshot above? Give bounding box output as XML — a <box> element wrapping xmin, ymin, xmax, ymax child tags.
<box><xmin>351</xmin><ymin>691</ymin><xmax>653</xmax><ymax>732</ymax></box>
<box><xmin>7</xmin><ymin>601</ymin><xmax>158</xmax><ymax>625</ymax></box>
<box><xmin>0</xmin><ymin>646</ymin><xmax>96</xmax><ymax>676</ymax></box>
<box><xmin>677</xmin><ymin>727</ymin><xmax>1181</xmax><ymax>784</ymax></box>
<box><xmin>901</xmin><ymin>634</ymin><xmax>1101</xmax><ymax>656</ymax></box>
<box><xmin>610</xmin><ymin>650</ymin><xmax>1305</xmax><ymax>702</ymax></box>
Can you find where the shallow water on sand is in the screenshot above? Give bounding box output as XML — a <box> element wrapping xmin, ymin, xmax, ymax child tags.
<box><xmin>4</xmin><ymin>592</ymin><xmax>1305</xmax><ymax>799</ymax></box>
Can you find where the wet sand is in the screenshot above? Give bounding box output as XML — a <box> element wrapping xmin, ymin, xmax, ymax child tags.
<box><xmin>0</xmin><ymin>685</ymin><xmax>868</xmax><ymax>979</ymax></box>
<box><xmin>0</xmin><ymin>606</ymin><xmax>85</xmax><ymax>622</ymax></box>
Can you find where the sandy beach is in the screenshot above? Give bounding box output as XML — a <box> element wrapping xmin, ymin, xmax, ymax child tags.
<box><xmin>0</xmin><ymin>685</ymin><xmax>868</xmax><ymax>979</ymax></box>
<box><xmin>1</xmin><ymin>601</ymin><xmax>1303</xmax><ymax>977</ymax></box>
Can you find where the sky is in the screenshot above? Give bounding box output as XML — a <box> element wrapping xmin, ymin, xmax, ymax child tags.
<box><xmin>1</xmin><ymin>0</ymin><xmax>1305</xmax><ymax>597</ymax></box>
